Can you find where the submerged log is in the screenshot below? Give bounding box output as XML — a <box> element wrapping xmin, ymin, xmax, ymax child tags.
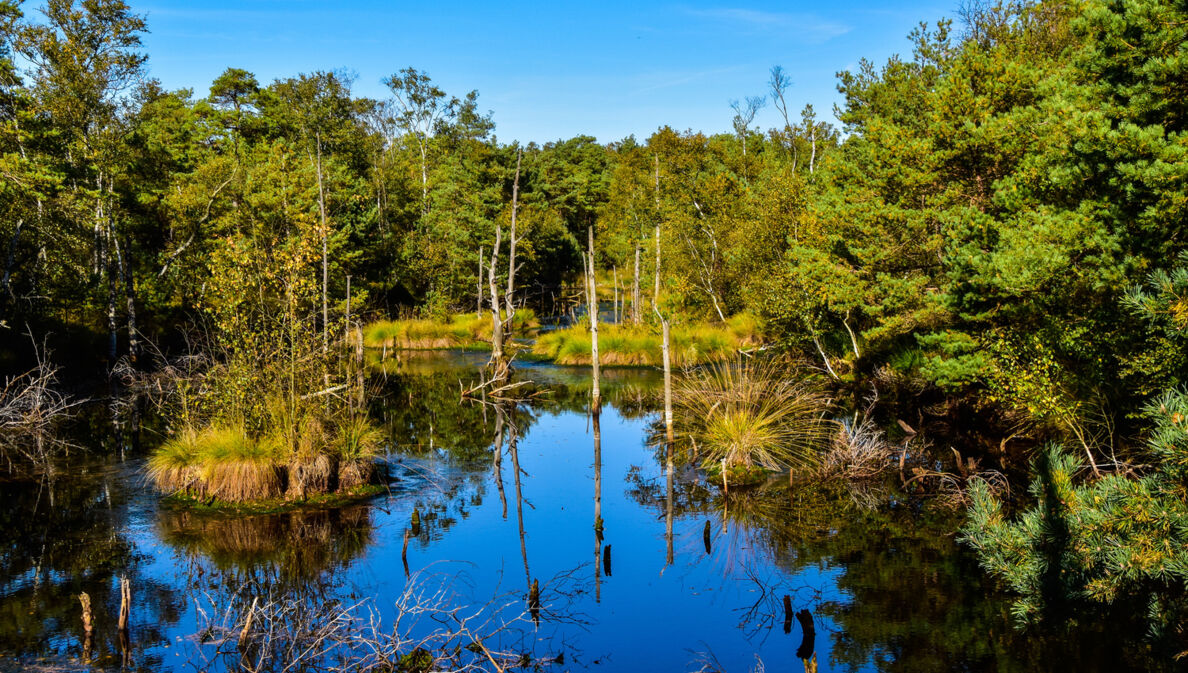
<box><xmin>703</xmin><ymin>520</ymin><xmax>712</xmax><ymax>554</ymax></box>
<box><xmin>603</xmin><ymin>544</ymin><xmax>612</xmax><ymax>577</ymax></box>
<box><xmin>783</xmin><ymin>595</ymin><xmax>793</xmax><ymax>634</ymax></box>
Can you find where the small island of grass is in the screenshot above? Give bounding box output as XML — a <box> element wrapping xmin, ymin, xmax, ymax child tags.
<box><xmin>363</xmin><ymin>309</ymin><xmax>538</xmax><ymax>350</ymax></box>
<box><xmin>533</xmin><ymin>313</ymin><xmax>761</xmax><ymax>366</ymax></box>
<box><xmin>149</xmin><ymin>415</ymin><xmax>385</xmax><ymax>505</ymax></box>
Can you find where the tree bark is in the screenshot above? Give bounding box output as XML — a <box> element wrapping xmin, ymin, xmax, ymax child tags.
<box><xmin>653</xmin><ymin>155</ymin><xmax>661</xmax><ymax>310</ymax></box>
<box><xmin>587</xmin><ymin>226</ymin><xmax>601</xmax><ymax>413</ymax></box>
<box><xmin>504</xmin><ymin>151</ymin><xmax>522</xmax><ymax>324</ymax></box>
<box><xmin>631</xmin><ymin>244</ymin><xmax>641</xmax><ymax>325</ymax></box>
<box><xmin>477</xmin><ymin>245</ymin><xmax>484</xmax><ymax>318</ymax></box>
<box><xmin>612</xmin><ymin>265</ymin><xmax>619</xmax><ymax>323</ymax></box>
<box><xmin>1</xmin><ymin>218</ymin><xmax>22</xmax><ymax>299</ymax></box>
<box><xmin>316</xmin><ymin>133</ymin><xmax>329</xmax><ymax>357</ymax></box>
<box><xmin>123</xmin><ymin>235</ymin><xmax>139</xmax><ymax>365</ymax></box>
<box><xmin>653</xmin><ymin>224</ymin><xmax>661</xmax><ymax>310</ymax></box>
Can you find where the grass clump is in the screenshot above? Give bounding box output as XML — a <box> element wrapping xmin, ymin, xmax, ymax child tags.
<box><xmin>533</xmin><ymin>314</ymin><xmax>760</xmax><ymax>366</ymax></box>
<box><xmin>149</xmin><ymin>411</ymin><xmax>388</xmax><ymax>504</ymax></box>
<box><xmin>149</xmin><ymin>417</ymin><xmax>386</xmax><ymax>504</ymax></box>
<box><xmin>364</xmin><ymin>309</ymin><xmax>538</xmax><ymax>350</ymax></box>
<box><xmin>673</xmin><ymin>358</ymin><xmax>832</xmax><ymax>475</ymax></box>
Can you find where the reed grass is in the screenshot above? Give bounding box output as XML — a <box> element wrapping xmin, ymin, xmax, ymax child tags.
<box><xmin>673</xmin><ymin>358</ymin><xmax>833</xmax><ymax>472</ymax></box>
<box><xmin>533</xmin><ymin>314</ymin><xmax>760</xmax><ymax>366</ymax></box>
<box><xmin>364</xmin><ymin>309</ymin><xmax>538</xmax><ymax>350</ymax></box>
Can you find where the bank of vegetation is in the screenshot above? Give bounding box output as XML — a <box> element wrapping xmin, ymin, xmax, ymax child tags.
<box><xmin>363</xmin><ymin>309</ymin><xmax>538</xmax><ymax>351</ymax></box>
<box><xmin>533</xmin><ymin>314</ymin><xmax>760</xmax><ymax>366</ymax></box>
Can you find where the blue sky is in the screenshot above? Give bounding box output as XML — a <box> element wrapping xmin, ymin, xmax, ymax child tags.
<box><xmin>135</xmin><ymin>1</ymin><xmax>956</xmax><ymax>144</ymax></box>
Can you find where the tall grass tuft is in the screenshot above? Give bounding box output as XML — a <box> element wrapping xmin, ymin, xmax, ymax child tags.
<box><xmin>334</xmin><ymin>415</ymin><xmax>385</xmax><ymax>489</ymax></box>
<box><xmin>147</xmin><ymin>426</ymin><xmax>203</xmax><ymax>495</ymax></box>
<box><xmin>673</xmin><ymin>358</ymin><xmax>832</xmax><ymax>471</ymax></box>
<box><xmin>364</xmin><ymin>309</ymin><xmax>538</xmax><ymax>350</ymax></box>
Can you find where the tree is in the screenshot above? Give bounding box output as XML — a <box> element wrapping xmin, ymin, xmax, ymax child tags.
<box><xmin>383</xmin><ymin>67</ymin><xmax>451</xmax><ymax>214</ymax></box>
<box><xmin>16</xmin><ymin>0</ymin><xmax>147</xmax><ymax>363</ymax></box>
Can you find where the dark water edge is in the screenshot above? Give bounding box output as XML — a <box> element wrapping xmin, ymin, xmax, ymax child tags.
<box><xmin>0</xmin><ymin>353</ymin><xmax>1179</xmax><ymax>672</ymax></box>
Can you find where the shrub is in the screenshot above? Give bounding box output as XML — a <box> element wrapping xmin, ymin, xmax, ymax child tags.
<box><xmin>962</xmin><ymin>388</ymin><xmax>1188</xmax><ymax>650</ymax></box>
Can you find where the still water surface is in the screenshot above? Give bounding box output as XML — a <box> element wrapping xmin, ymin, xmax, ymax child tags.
<box><xmin>0</xmin><ymin>353</ymin><xmax>1167</xmax><ymax>671</ymax></box>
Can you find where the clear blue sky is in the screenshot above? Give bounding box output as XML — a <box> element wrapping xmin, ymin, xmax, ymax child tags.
<box><xmin>136</xmin><ymin>1</ymin><xmax>956</xmax><ymax>144</ymax></box>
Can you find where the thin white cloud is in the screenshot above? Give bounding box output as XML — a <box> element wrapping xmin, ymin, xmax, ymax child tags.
<box><xmin>683</xmin><ymin>7</ymin><xmax>851</xmax><ymax>43</ymax></box>
<box><xmin>631</xmin><ymin>65</ymin><xmax>749</xmax><ymax>94</ymax></box>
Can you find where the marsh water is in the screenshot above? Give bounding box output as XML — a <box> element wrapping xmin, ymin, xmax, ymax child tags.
<box><xmin>0</xmin><ymin>353</ymin><xmax>1171</xmax><ymax>672</ymax></box>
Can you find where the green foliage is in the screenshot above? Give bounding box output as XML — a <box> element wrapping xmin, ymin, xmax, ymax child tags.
<box><xmin>962</xmin><ymin>388</ymin><xmax>1188</xmax><ymax>649</ymax></box>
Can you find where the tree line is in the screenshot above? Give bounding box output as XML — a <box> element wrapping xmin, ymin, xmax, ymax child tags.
<box><xmin>5</xmin><ymin>0</ymin><xmax>1184</xmax><ymax>428</ymax></box>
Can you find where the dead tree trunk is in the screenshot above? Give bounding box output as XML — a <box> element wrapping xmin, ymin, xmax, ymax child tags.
<box><xmin>504</xmin><ymin>151</ymin><xmax>522</xmax><ymax>327</ymax></box>
<box><xmin>316</xmin><ymin>132</ymin><xmax>329</xmax><ymax>358</ymax></box>
<box><xmin>486</xmin><ymin>150</ymin><xmax>522</xmax><ymax>384</ymax></box>
<box><xmin>661</xmin><ymin>317</ymin><xmax>673</xmax><ymax>444</ymax></box>
<box><xmin>632</xmin><ymin>244</ymin><xmax>641</xmax><ymax>325</ymax></box>
<box><xmin>123</xmin><ymin>236</ymin><xmax>139</xmax><ymax>365</ymax></box>
<box><xmin>653</xmin><ymin>155</ymin><xmax>662</xmax><ymax>310</ymax></box>
<box><xmin>587</xmin><ymin>226</ymin><xmax>601</xmax><ymax>413</ymax></box>
<box><xmin>477</xmin><ymin>246</ymin><xmax>484</xmax><ymax>318</ymax></box>
<box><xmin>612</xmin><ymin>265</ymin><xmax>619</xmax><ymax>323</ymax></box>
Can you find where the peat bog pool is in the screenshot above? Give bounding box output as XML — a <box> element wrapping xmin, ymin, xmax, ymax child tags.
<box><xmin>0</xmin><ymin>353</ymin><xmax>1168</xmax><ymax>672</ymax></box>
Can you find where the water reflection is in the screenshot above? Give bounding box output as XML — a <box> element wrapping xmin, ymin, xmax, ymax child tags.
<box><xmin>0</xmin><ymin>356</ymin><xmax>1176</xmax><ymax>672</ymax></box>
<box><xmin>158</xmin><ymin>506</ymin><xmax>373</xmax><ymax>582</ymax></box>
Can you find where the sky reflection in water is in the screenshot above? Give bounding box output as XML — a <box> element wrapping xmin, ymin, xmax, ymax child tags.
<box><xmin>0</xmin><ymin>354</ymin><xmax>1164</xmax><ymax>672</ymax></box>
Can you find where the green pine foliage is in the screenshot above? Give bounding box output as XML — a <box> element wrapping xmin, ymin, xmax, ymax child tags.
<box><xmin>962</xmin><ymin>388</ymin><xmax>1188</xmax><ymax>648</ymax></box>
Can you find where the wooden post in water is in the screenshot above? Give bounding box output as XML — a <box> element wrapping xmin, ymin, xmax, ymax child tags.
<box><xmin>660</xmin><ymin>318</ymin><xmax>673</xmax><ymax>445</ymax></box>
<box><xmin>118</xmin><ymin>576</ymin><xmax>131</xmax><ymax>666</ymax></box>
<box><xmin>529</xmin><ymin>577</ymin><xmax>541</xmax><ymax>626</ymax></box>
<box><xmin>401</xmin><ymin>528</ymin><xmax>411</xmax><ymax>578</ymax></box>
<box><xmin>796</xmin><ymin>607</ymin><xmax>817</xmax><ymax>668</ymax></box>
<box><xmin>78</xmin><ymin>592</ymin><xmax>93</xmax><ymax>661</ymax></box>
<box><xmin>783</xmin><ymin>595</ymin><xmax>794</xmax><ymax>634</ymax></box>
<box><xmin>118</xmin><ymin>576</ymin><xmax>130</xmax><ymax>632</ymax></box>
